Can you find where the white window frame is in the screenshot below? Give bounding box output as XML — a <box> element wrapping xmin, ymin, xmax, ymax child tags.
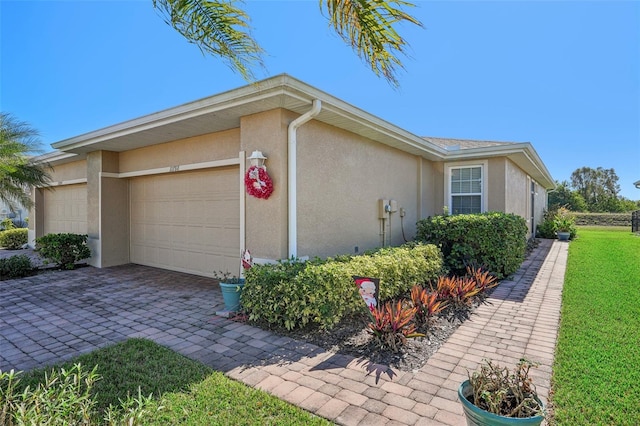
<box><xmin>445</xmin><ymin>160</ymin><xmax>488</xmax><ymax>215</ymax></box>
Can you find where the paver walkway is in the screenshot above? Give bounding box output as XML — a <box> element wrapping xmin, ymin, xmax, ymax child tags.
<box><xmin>0</xmin><ymin>239</ymin><xmax>567</xmax><ymax>425</ymax></box>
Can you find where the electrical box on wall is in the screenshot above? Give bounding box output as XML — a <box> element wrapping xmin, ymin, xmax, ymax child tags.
<box><xmin>378</xmin><ymin>199</ymin><xmax>389</xmax><ymax>219</ymax></box>
<box><xmin>389</xmin><ymin>200</ymin><xmax>398</xmax><ymax>213</ymax></box>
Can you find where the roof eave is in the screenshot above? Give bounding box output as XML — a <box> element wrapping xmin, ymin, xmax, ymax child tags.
<box><xmin>444</xmin><ymin>142</ymin><xmax>555</xmax><ymax>189</ymax></box>
<box><xmin>51</xmin><ymin>74</ymin><xmax>447</xmax><ymax>161</ymax></box>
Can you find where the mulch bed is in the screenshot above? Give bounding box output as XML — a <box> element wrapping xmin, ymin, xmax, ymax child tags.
<box><xmin>248</xmin><ymin>301</ymin><xmax>487</xmax><ymax>373</ymax></box>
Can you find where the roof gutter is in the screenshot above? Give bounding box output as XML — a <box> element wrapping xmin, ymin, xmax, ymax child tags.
<box><xmin>288</xmin><ymin>99</ymin><xmax>322</xmax><ymax>258</ymax></box>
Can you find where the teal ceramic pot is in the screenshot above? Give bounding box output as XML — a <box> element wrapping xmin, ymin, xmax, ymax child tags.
<box><xmin>458</xmin><ymin>380</ymin><xmax>545</xmax><ymax>426</ymax></box>
<box><xmin>219</xmin><ymin>279</ymin><xmax>245</xmax><ymax>311</ymax></box>
<box><xmin>557</xmin><ymin>232</ymin><xmax>571</xmax><ymax>241</ymax></box>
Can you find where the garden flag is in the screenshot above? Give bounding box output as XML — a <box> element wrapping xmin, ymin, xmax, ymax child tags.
<box><xmin>242</xmin><ymin>249</ymin><xmax>253</xmax><ymax>269</ymax></box>
<box><xmin>353</xmin><ymin>276</ymin><xmax>380</xmax><ymax>311</ymax></box>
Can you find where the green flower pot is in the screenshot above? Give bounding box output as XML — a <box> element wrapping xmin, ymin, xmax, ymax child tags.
<box><xmin>219</xmin><ymin>279</ymin><xmax>245</xmax><ymax>311</ymax></box>
<box><xmin>458</xmin><ymin>380</ymin><xmax>545</xmax><ymax>426</ymax></box>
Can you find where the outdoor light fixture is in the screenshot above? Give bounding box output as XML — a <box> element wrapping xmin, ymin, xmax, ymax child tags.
<box><xmin>248</xmin><ymin>150</ymin><xmax>267</xmax><ymax>168</ymax></box>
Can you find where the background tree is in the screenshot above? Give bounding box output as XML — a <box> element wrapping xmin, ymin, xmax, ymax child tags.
<box><xmin>570</xmin><ymin>166</ymin><xmax>622</xmax><ymax>212</ymax></box>
<box><xmin>549</xmin><ymin>180</ymin><xmax>587</xmax><ymax>212</ymax></box>
<box><xmin>152</xmin><ymin>0</ymin><xmax>422</xmax><ymax>87</ymax></box>
<box><xmin>0</xmin><ymin>113</ymin><xmax>51</xmax><ymax>211</ymax></box>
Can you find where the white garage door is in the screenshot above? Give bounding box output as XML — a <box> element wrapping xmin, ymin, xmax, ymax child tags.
<box><xmin>43</xmin><ymin>184</ymin><xmax>88</xmax><ymax>235</ymax></box>
<box><xmin>130</xmin><ymin>167</ymin><xmax>240</xmax><ymax>277</ymax></box>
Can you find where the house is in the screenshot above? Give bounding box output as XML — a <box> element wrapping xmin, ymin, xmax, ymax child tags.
<box><xmin>29</xmin><ymin>74</ymin><xmax>554</xmax><ymax>278</ymax></box>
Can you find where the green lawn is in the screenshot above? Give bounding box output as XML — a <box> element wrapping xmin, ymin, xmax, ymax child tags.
<box><xmin>6</xmin><ymin>338</ymin><xmax>330</xmax><ymax>425</ymax></box>
<box><xmin>551</xmin><ymin>227</ymin><xmax>640</xmax><ymax>425</ymax></box>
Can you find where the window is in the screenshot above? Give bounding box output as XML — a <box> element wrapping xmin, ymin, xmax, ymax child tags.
<box><xmin>450</xmin><ymin>166</ymin><xmax>483</xmax><ymax>214</ymax></box>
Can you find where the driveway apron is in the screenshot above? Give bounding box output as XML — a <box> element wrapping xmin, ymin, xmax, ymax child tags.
<box><xmin>0</xmin><ymin>239</ymin><xmax>567</xmax><ymax>426</ymax></box>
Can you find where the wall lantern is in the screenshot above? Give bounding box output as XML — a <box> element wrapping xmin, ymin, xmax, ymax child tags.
<box><xmin>248</xmin><ymin>150</ymin><xmax>267</xmax><ymax>168</ymax></box>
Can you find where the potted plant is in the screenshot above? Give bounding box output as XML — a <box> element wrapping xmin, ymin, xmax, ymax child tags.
<box><xmin>214</xmin><ymin>270</ymin><xmax>245</xmax><ymax>312</ymax></box>
<box><xmin>553</xmin><ymin>207</ymin><xmax>576</xmax><ymax>241</ymax></box>
<box><xmin>458</xmin><ymin>359</ymin><xmax>545</xmax><ymax>426</ymax></box>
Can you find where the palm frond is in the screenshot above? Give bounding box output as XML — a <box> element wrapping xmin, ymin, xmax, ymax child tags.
<box><xmin>0</xmin><ymin>113</ymin><xmax>52</xmax><ymax>210</ymax></box>
<box><xmin>321</xmin><ymin>0</ymin><xmax>422</xmax><ymax>87</ymax></box>
<box><xmin>153</xmin><ymin>0</ymin><xmax>265</xmax><ymax>81</ymax></box>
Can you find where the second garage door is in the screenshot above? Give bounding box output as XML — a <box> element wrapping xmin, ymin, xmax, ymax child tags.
<box><xmin>130</xmin><ymin>167</ymin><xmax>240</xmax><ymax>277</ymax></box>
<box><xmin>43</xmin><ymin>184</ymin><xmax>88</xmax><ymax>235</ymax></box>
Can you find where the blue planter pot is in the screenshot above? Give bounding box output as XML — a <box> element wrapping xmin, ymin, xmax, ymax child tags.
<box><xmin>219</xmin><ymin>279</ymin><xmax>245</xmax><ymax>311</ymax></box>
<box><xmin>557</xmin><ymin>231</ymin><xmax>571</xmax><ymax>241</ymax></box>
<box><xmin>458</xmin><ymin>380</ymin><xmax>544</xmax><ymax>426</ymax></box>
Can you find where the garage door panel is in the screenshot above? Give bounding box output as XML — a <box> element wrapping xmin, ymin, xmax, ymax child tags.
<box><xmin>130</xmin><ymin>168</ymin><xmax>240</xmax><ymax>277</ymax></box>
<box><xmin>43</xmin><ymin>184</ymin><xmax>88</xmax><ymax>235</ymax></box>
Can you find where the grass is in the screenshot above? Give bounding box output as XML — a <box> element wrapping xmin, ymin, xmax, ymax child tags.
<box><xmin>551</xmin><ymin>227</ymin><xmax>640</xmax><ymax>425</ymax></box>
<box><xmin>10</xmin><ymin>338</ymin><xmax>330</xmax><ymax>425</ymax></box>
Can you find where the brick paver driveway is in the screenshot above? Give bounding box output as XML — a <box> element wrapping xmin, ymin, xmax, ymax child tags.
<box><xmin>0</xmin><ymin>240</ymin><xmax>567</xmax><ymax>426</ymax></box>
<box><xmin>1</xmin><ymin>264</ymin><xmax>238</xmax><ymax>372</ymax></box>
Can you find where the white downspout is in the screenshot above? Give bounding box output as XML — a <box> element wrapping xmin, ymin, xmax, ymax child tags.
<box><xmin>288</xmin><ymin>99</ymin><xmax>322</xmax><ymax>258</ymax></box>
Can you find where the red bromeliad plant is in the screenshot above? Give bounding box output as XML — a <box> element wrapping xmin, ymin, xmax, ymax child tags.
<box><xmin>466</xmin><ymin>265</ymin><xmax>498</xmax><ymax>294</ymax></box>
<box><xmin>410</xmin><ymin>285</ymin><xmax>447</xmax><ymax>328</ymax></box>
<box><xmin>368</xmin><ymin>301</ymin><xmax>424</xmax><ymax>352</ymax></box>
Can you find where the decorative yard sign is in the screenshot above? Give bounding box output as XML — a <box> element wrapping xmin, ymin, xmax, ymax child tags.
<box><xmin>242</xmin><ymin>249</ymin><xmax>253</xmax><ymax>270</ymax></box>
<box><xmin>353</xmin><ymin>276</ymin><xmax>380</xmax><ymax>311</ymax></box>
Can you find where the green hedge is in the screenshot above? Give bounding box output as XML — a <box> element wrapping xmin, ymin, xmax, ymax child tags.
<box><xmin>574</xmin><ymin>212</ymin><xmax>632</xmax><ymax>227</ymax></box>
<box><xmin>35</xmin><ymin>233</ymin><xmax>91</xmax><ymax>270</ymax></box>
<box><xmin>242</xmin><ymin>244</ymin><xmax>443</xmax><ymax>330</ymax></box>
<box><xmin>0</xmin><ymin>255</ymin><xmax>34</xmax><ymax>280</ymax></box>
<box><xmin>0</xmin><ymin>228</ymin><xmax>28</xmax><ymax>250</ymax></box>
<box><xmin>415</xmin><ymin>212</ymin><xmax>527</xmax><ymax>279</ymax></box>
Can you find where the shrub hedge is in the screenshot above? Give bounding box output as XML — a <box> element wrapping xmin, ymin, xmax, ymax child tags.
<box><xmin>574</xmin><ymin>212</ymin><xmax>632</xmax><ymax>227</ymax></box>
<box><xmin>0</xmin><ymin>255</ymin><xmax>34</xmax><ymax>280</ymax></box>
<box><xmin>415</xmin><ymin>212</ymin><xmax>527</xmax><ymax>279</ymax></box>
<box><xmin>242</xmin><ymin>244</ymin><xmax>443</xmax><ymax>330</ymax></box>
<box><xmin>35</xmin><ymin>233</ymin><xmax>91</xmax><ymax>270</ymax></box>
<box><xmin>0</xmin><ymin>228</ymin><xmax>28</xmax><ymax>250</ymax></box>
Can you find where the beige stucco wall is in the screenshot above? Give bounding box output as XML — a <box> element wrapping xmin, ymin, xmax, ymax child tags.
<box><xmin>48</xmin><ymin>160</ymin><xmax>87</xmax><ymax>182</ymax></box>
<box><xmin>487</xmin><ymin>158</ymin><xmax>506</xmax><ymax>212</ymax></box>
<box><xmin>421</xmin><ymin>159</ymin><xmax>443</xmax><ymax>218</ymax></box>
<box><xmin>505</xmin><ymin>158</ymin><xmax>529</xmax><ymax>219</ymax></box>
<box><xmin>240</xmin><ymin>109</ymin><xmax>291</xmax><ymax>261</ymax></box>
<box><xmin>119</xmin><ymin>129</ymin><xmax>240</xmax><ymax>172</ymax></box>
<box><xmin>296</xmin><ymin>120</ymin><xmax>422</xmax><ymax>258</ymax></box>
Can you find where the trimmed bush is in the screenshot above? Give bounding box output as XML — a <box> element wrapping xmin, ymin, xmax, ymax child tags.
<box><xmin>242</xmin><ymin>244</ymin><xmax>443</xmax><ymax>330</ymax></box>
<box><xmin>35</xmin><ymin>233</ymin><xmax>91</xmax><ymax>270</ymax></box>
<box><xmin>574</xmin><ymin>212</ymin><xmax>632</xmax><ymax>227</ymax></box>
<box><xmin>0</xmin><ymin>228</ymin><xmax>28</xmax><ymax>249</ymax></box>
<box><xmin>0</xmin><ymin>255</ymin><xmax>34</xmax><ymax>280</ymax></box>
<box><xmin>416</xmin><ymin>212</ymin><xmax>527</xmax><ymax>279</ymax></box>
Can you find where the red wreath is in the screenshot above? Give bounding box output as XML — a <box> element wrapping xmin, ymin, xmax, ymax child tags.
<box><xmin>245</xmin><ymin>165</ymin><xmax>274</xmax><ymax>199</ymax></box>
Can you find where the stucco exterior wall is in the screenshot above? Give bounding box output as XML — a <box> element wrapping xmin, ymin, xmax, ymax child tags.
<box><xmin>296</xmin><ymin>120</ymin><xmax>421</xmax><ymax>258</ymax></box>
<box><xmin>48</xmin><ymin>160</ymin><xmax>87</xmax><ymax>182</ymax></box>
<box><xmin>118</xmin><ymin>129</ymin><xmax>240</xmax><ymax>172</ymax></box>
<box><xmin>487</xmin><ymin>158</ymin><xmax>506</xmax><ymax>212</ymax></box>
<box><xmin>421</xmin><ymin>159</ymin><xmax>443</xmax><ymax>218</ymax></box>
<box><xmin>505</xmin><ymin>158</ymin><xmax>529</xmax><ymax>219</ymax></box>
<box><xmin>240</xmin><ymin>109</ymin><xmax>291</xmax><ymax>261</ymax></box>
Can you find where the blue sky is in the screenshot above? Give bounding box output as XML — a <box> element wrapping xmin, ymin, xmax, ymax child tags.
<box><xmin>2</xmin><ymin>0</ymin><xmax>639</xmax><ymax>199</ymax></box>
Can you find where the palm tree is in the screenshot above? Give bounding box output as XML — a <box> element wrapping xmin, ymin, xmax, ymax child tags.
<box><xmin>0</xmin><ymin>113</ymin><xmax>51</xmax><ymax>212</ymax></box>
<box><xmin>152</xmin><ymin>0</ymin><xmax>422</xmax><ymax>87</ymax></box>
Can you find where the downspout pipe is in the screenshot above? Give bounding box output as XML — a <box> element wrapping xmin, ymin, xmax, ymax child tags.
<box><xmin>288</xmin><ymin>99</ymin><xmax>322</xmax><ymax>258</ymax></box>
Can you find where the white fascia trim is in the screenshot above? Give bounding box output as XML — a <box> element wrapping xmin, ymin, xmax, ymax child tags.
<box><xmin>444</xmin><ymin>142</ymin><xmax>554</xmax><ymax>189</ymax></box>
<box><xmin>48</xmin><ymin>178</ymin><xmax>88</xmax><ymax>187</ymax></box>
<box><xmin>100</xmin><ymin>158</ymin><xmax>240</xmax><ymax>179</ymax></box>
<box><xmin>51</xmin><ymin>74</ymin><xmax>448</xmax><ymax>161</ymax></box>
<box><xmin>31</xmin><ymin>151</ymin><xmax>85</xmax><ymax>165</ymax></box>
<box><xmin>444</xmin><ymin>160</ymin><xmax>489</xmax><ymax>214</ymax></box>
